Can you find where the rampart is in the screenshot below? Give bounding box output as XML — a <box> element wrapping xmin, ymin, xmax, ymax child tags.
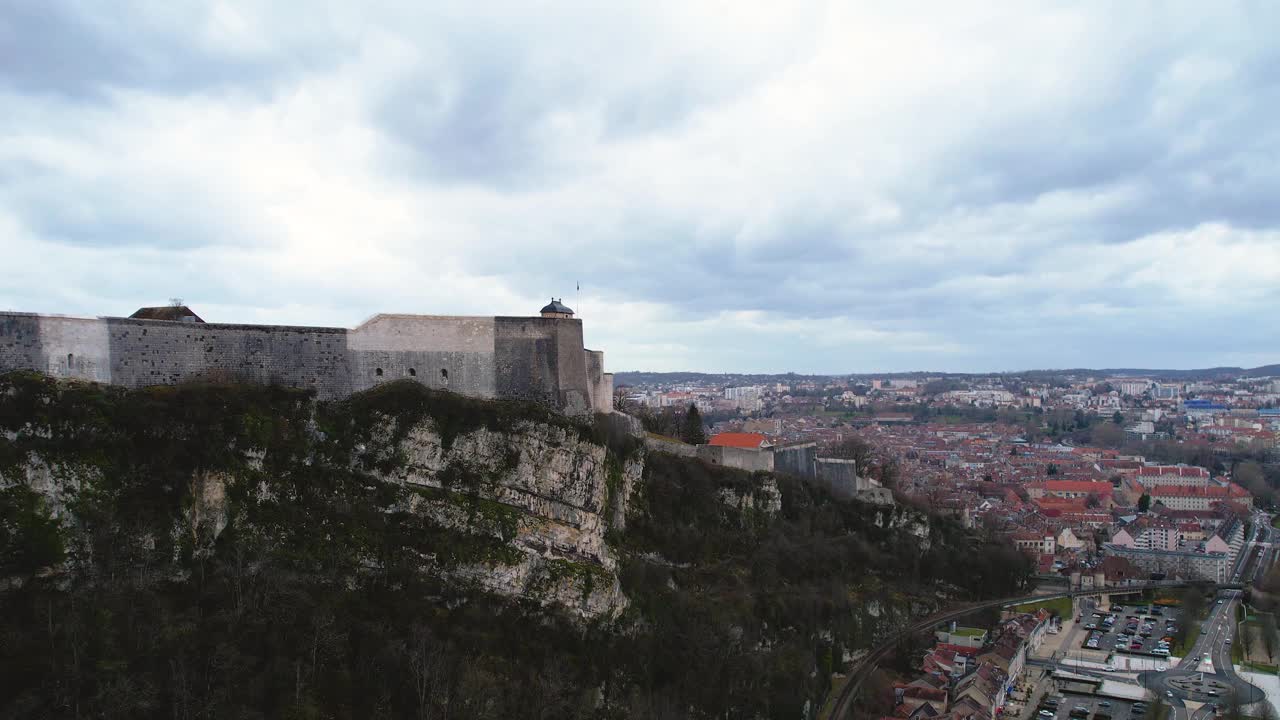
<box><xmin>0</xmin><ymin>311</ymin><xmax>613</xmax><ymax>416</ymax></box>
<box><xmin>773</xmin><ymin>442</ymin><xmax>817</xmax><ymax>478</ymax></box>
<box><xmin>696</xmin><ymin>445</ymin><xmax>775</xmax><ymax>472</ymax></box>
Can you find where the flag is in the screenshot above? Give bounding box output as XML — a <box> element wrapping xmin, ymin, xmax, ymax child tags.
<box><xmin>576</xmin><ymin>281</ymin><xmax>580</xmax><ymax>291</ymax></box>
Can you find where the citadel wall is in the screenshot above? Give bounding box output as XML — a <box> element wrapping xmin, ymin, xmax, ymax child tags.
<box><xmin>696</xmin><ymin>445</ymin><xmax>775</xmax><ymax>473</ymax></box>
<box><xmin>106</xmin><ymin>317</ymin><xmax>353</xmax><ymax>396</ymax></box>
<box><xmin>773</xmin><ymin>442</ymin><xmax>818</xmax><ymax>478</ymax></box>
<box><xmin>0</xmin><ymin>314</ymin><xmax>44</xmax><ymax>379</ymax></box>
<box><xmin>0</xmin><ymin>311</ymin><xmax>612</xmax><ymax>416</ymax></box>
<box><xmin>583</xmin><ymin>350</ymin><xmax>612</xmax><ymax>415</ymax></box>
<box><xmin>348</xmin><ymin>315</ymin><xmax>497</xmax><ymax>398</ymax></box>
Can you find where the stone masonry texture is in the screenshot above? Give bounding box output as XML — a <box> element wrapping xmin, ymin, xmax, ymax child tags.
<box><xmin>0</xmin><ymin>311</ymin><xmax>613</xmax><ymax>416</ymax></box>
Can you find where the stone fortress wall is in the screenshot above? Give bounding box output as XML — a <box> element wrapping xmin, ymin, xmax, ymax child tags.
<box><xmin>0</xmin><ymin>311</ymin><xmax>614</xmax><ymax>416</ymax></box>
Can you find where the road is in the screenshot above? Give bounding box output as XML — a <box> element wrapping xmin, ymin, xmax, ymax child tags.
<box><xmin>1140</xmin><ymin>510</ymin><xmax>1275</xmax><ymax>720</ymax></box>
<box><xmin>829</xmin><ymin>511</ymin><xmax>1276</xmax><ymax>720</ymax></box>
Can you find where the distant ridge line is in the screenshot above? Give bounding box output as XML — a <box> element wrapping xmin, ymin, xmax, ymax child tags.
<box><xmin>615</xmin><ymin>364</ymin><xmax>1280</xmax><ymax>384</ymax></box>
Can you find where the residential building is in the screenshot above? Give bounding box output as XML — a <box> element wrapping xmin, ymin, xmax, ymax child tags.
<box><xmin>1011</xmin><ymin>532</ymin><xmax>1056</xmax><ymax>555</ymax></box>
<box><xmin>1146</xmin><ymin>483</ymin><xmax>1253</xmax><ymax>511</ymax></box>
<box><xmin>1024</xmin><ymin>480</ymin><xmax>1114</xmax><ymax>503</ymax></box>
<box><xmin>1056</xmin><ymin>526</ymin><xmax>1084</xmax><ymax>551</ymax></box>
<box><xmin>1116</xmin><ymin>379</ymin><xmax>1152</xmax><ymax>396</ymax></box>
<box><xmin>1137</xmin><ymin>464</ymin><xmax>1211</xmax><ymax>488</ymax></box>
<box><xmin>1103</xmin><ymin>543</ymin><xmax>1230</xmax><ymax>582</ymax></box>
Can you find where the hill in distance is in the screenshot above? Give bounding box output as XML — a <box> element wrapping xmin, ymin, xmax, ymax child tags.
<box><xmin>615</xmin><ymin>364</ymin><xmax>1280</xmax><ymax>386</ymax></box>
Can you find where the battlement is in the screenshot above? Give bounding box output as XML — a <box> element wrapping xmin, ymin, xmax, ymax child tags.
<box><xmin>0</xmin><ymin>309</ymin><xmax>613</xmax><ymax>416</ymax></box>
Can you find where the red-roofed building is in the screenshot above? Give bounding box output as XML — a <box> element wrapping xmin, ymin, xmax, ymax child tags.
<box><xmin>1138</xmin><ymin>464</ymin><xmax>1211</xmax><ymax>487</ymax></box>
<box><xmin>1100</xmin><ymin>555</ymin><xmax>1142</xmax><ymax>584</ymax></box>
<box><xmin>707</xmin><ymin>432</ymin><xmax>772</xmax><ymax>450</ymax></box>
<box><xmin>1147</xmin><ymin>483</ymin><xmax>1253</xmax><ymax>511</ymax></box>
<box><xmin>1025</xmin><ymin>480</ymin><xmax>1114</xmax><ymax>501</ymax></box>
<box><xmin>895</xmin><ymin>678</ymin><xmax>950</xmax><ymax>716</ymax></box>
<box><xmin>1036</xmin><ymin>553</ymin><xmax>1055</xmax><ymax>574</ymax></box>
<box><xmin>1011</xmin><ymin>531</ymin><xmax>1055</xmax><ymax>555</ymax></box>
<box><xmin>934</xmin><ymin>643</ymin><xmax>983</xmax><ymax>658</ymax></box>
<box><xmin>1033</xmin><ymin>497</ymin><xmax>1089</xmax><ymax>515</ymax></box>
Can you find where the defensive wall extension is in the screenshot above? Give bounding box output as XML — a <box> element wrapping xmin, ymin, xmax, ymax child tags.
<box><xmin>0</xmin><ymin>312</ymin><xmax>613</xmax><ymax>416</ymax></box>
<box><xmin>641</xmin><ymin>436</ymin><xmax>894</xmax><ymax>504</ymax></box>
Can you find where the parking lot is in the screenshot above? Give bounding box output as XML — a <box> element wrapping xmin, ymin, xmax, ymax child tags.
<box><xmin>1036</xmin><ymin>692</ymin><xmax>1145</xmax><ymax>720</ymax></box>
<box><xmin>1077</xmin><ymin>601</ymin><xmax>1183</xmax><ymax>662</ymax></box>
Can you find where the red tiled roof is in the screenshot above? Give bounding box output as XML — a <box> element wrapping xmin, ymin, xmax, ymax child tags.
<box><xmin>903</xmin><ymin>686</ymin><xmax>948</xmax><ymax>701</ymax></box>
<box><xmin>1139</xmin><ymin>465</ymin><xmax>1209</xmax><ymax>477</ymax></box>
<box><xmin>1034</xmin><ymin>498</ymin><xmax>1088</xmax><ymax>513</ymax></box>
<box><xmin>1027</xmin><ymin>480</ymin><xmax>1114</xmax><ymax>494</ymax></box>
<box><xmin>1147</xmin><ymin>483</ymin><xmax>1250</xmax><ymax>498</ymax></box>
<box><xmin>708</xmin><ymin>432</ymin><xmax>769</xmax><ymax>449</ymax></box>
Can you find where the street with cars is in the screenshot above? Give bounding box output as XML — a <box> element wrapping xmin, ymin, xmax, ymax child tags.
<box><xmin>1033</xmin><ymin>510</ymin><xmax>1275</xmax><ymax>720</ymax></box>
<box><xmin>1138</xmin><ymin>510</ymin><xmax>1274</xmax><ymax>720</ymax></box>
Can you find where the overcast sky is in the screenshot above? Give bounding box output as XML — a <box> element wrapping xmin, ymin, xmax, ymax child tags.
<box><xmin>3</xmin><ymin>2</ymin><xmax>1279</xmax><ymax>373</ymax></box>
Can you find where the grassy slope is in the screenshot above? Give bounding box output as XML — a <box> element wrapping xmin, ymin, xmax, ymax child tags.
<box><xmin>1013</xmin><ymin>596</ymin><xmax>1073</xmax><ymax>619</ymax></box>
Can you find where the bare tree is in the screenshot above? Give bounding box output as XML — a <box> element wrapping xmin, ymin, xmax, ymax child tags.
<box><xmin>1263</xmin><ymin>613</ymin><xmax>1277</xmax><ymax>663</ymax></box>
<box><xmin>824</xmin><ymin>437</ymin><xmax>876</xmax><ymax>477</ymax></box>
<box><xmin>1224</xmin><ymin>691</ymin><xmax>1245</xmax><ymax>720</ymax></box>
<box><xmin>405</xmin><ymin>624</ymin><xmax>454</xmax><ymax>720</ymax></box>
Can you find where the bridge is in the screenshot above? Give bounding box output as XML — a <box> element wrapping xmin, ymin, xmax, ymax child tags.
<box><xmin>829</xmin><ymin>581</ymin><xmax>1245</xmax><ymax>720</ymax></box>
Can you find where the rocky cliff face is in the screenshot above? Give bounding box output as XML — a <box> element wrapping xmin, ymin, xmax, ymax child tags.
<box><xmin>0</xmin><ymin>374</ymin><xmax>638</xmax><ymax>619</ymax></box>
<box><xmin>381</xmin><ymin>419</ymin><xmax>634</xmax><ymax>618</ymax></box>
<box><xmin>0</xmin><ymin>372</ymin><xmax>1030</xmax><ymax>720</ymax></box>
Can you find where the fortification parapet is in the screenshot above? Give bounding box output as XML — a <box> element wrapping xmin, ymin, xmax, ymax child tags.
<box><xmin>0</xmin><ymin>308</ymin><xmax>611</xmax><ymax>417</ymax></box>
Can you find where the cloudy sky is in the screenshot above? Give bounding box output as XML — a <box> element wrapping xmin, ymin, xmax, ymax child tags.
<box><xmin>3</xmin><ymin>2</ymin><xmax>1279</xmax><ymax>373</ymax></box>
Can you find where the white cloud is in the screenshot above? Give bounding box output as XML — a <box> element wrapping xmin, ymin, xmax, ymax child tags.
<box><xmin>2</xmin><ymin>1</ymin><xmax>1278</xmax><ymax>372</ymax></box>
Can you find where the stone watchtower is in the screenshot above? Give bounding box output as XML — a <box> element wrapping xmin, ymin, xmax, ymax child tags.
<box><xmin>539</xmin><ymin>298</ymin><xmax>574</xmax><ymax>319</ymax></box>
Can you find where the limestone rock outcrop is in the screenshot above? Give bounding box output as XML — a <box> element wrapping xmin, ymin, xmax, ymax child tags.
<box><xmin>384</xmin><ymin>418</ymin><xmax>633</xmax><ymax>619</ymax></box>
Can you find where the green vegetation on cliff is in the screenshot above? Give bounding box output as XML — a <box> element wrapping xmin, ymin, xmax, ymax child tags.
<box><xmin>0</xmin><ymin>372</ymin><xmax>1030</xmax><ymax>719</ymax></box>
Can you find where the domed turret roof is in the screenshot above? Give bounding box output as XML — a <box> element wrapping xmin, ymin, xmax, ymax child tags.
<box><xmin>540</xmin><ymin>298</ymin><xmax>574</xmax><ymax>315</ymax></box>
